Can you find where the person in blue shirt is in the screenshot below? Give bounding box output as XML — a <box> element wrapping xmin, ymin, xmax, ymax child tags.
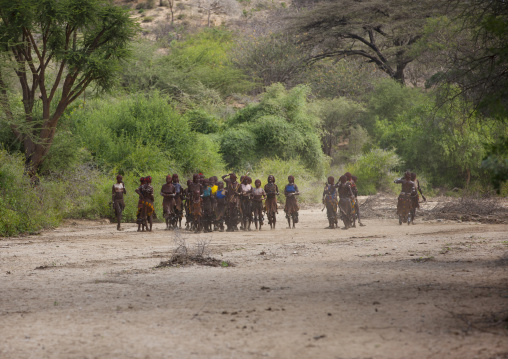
<box><xmin>284</xmin><ymin>175</ymin><xmax>300</xmax><ymax>228</ymax></box>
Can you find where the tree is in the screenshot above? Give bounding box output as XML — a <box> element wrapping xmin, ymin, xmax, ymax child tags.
<box><xmin>195</xmin><ymin>0</ymin><xmax>240</xmax><ymax>27</ymax></box>
<box><xmin>0</xmin><ymin>0</ymin><xmax>138</xmax><ymax>174</ymax></box>
<box><xmin>312</xmin><ymin>97</ymin><xmax>365</xmax><ymax>159</ymax></box>
<box><xmin>421</xmin><ymin>0</ymin><xmax>508</xmax><ymax>119</ymax></box>
<box><xmin>162</xmin><ymin>0</ymin><xmax>176</xmax><ymax>24</ymax></box>
<box><xmin>368</xmin><ymin>79</ymin><xmax>498</xmax><ymax>187</ymax></box>
<box><xmin>232</xmin><ymin>32</ymin><xmax>307</xmax><ymax>89</ymax></box>
<box><xmin>288</xmin><ymin>0</ymin><xmax>444</xmax><ymax>84</ymax></box>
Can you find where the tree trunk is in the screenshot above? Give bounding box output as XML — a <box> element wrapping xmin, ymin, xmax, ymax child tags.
<box><xmin>24</xmin><ymin>104</ymin><xmax>67</xmax><ymax>174</ymax></box>
<box><xmin>393</xmin><ymin>63</ymin><xmax>406</xmax><ymax>84</ymax></box>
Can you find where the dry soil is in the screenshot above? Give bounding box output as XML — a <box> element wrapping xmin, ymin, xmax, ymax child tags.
<box><xmin>1</xmin><ymin>203</ymin><xmax>507</xmax><ymax>359</ymax></box>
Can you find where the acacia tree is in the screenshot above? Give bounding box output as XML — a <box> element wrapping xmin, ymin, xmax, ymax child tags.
<box><xmin>421</xmin><ymin>0</ymin><xmax>508</xmax><ymax>119</ymax></box>
<box><xmin>0</xmin><ymin>0</ymin><xmax>138</xmax><ymax>174</ymax></box>
<box><xmin>288</xmin><ymin>0</ymin><xmax>445</xmax><ymax>84</ymax></box>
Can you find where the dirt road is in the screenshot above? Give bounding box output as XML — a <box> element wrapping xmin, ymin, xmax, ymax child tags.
<box><xmin>1</xmin><ymin>208</ymin><xmax>507</xmax><ymax>359</ymax></box>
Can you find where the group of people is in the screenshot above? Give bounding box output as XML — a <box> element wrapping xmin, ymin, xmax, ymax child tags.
<box><xmin>394</xmin><ymin>171</ymin><xmax>426</xmax><ymax>225</ymax></box>
<box><xmin>322</xmin><ymin>172</ymin><xmax>365</xmax><ymax>229</ymax></box>
<box><xmin>111</xmin><ymin>170</ymin><xmax>426</xmax><ymax>232</ymax></box>
<box><xmin>112</xmin><ymin>173</ymin><xmax>302</xmax><ymax>232</ymax></box>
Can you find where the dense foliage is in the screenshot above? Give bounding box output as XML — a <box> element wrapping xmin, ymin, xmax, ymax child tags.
<box><xmin>69</xmin><ymin>92</ymin><xmax>224</xmax><ymax>175</ymax></box>
<box><xmin>0</xmin><ymin>0</ymin><xmax>138</xmax><ymax>172</ymax></box>
<box><xmin>220</xmin><ymin>84</ymin><xmax>329</xmax><ymax>176</ymax></box>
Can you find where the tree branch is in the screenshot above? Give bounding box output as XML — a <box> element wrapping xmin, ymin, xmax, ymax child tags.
<box><xmin>309</xmin><ymin>49</ymin><xmax>394</xmax><ymax>76</ymax></box>
<box><xmin>343</xmin><ymin>32</ymin><xmax>389</xmax><ymax>65</ymax></box>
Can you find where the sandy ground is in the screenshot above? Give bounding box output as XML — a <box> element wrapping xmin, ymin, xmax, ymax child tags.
<box><xmin>1</xmin><ymin>205</ymin><xmax>507</xmax><ymax>359</ymax></box>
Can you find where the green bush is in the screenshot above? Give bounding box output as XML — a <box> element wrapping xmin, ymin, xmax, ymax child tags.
<box><xmin>70</xmin><ymin>92</ymin><xmax>224</xmax><ymax>175</ymax></box>
<box><xmin>221</xmin><ymin>83</ymin><xmax>329</xmax><ymax>176</ymax></box>
<box><xmin>185</xmin><ymin>109</ymin><xmax>221</xmax><ymax>134</ymax></box>
<box><xmin>296</xmin><ymin>58</ymin><xmax>383</xmax><ymax>101</ymax></box>
<box><xmin>345</xmin><ymin>149</ymin><xmax>402</xmax><ymax>195</ymax></box>
<box><xmin>219</xmin><ymin>125</ymin><xmax>257</xmax><ymax>169</ymax></box>
<box><xmin>231</xmin><ymin>32</ymin><xmax>306</xmax><ymax>89</ymax></box>
<box><xmin>367</xmin><ymin>79</ymin><xmax>501</xmax><ymax>187</ymax></box>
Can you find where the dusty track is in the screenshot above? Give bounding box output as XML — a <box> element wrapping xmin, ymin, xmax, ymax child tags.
<box><xmin>1</xmin><ymin>208</ymin><xmax>507</xmax><ymax>359</ymax></box>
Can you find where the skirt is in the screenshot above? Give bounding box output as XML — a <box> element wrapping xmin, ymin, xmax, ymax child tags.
<box><xmin>163</xmin><ymin>198</ymin><xmax>175</xmax><ymax>218</ymax></box>
<box><xmin>338</xmin><ymin>198</ymin><xmax>352</xmax><ymax>218</ymax></box>
<box><xmin>284</xmin><ymin>196</ymin><xmax>299</xmax><ymax>215</ymax></box>
<box><xmin>397</xmin><ymin>194</ymin><xmax>412</xmax><ymax>216</ymax></box>
<box><xmin>265</xmin><ymin>197</ymin><xmax>277</xmax><ymax>215</ymax></box>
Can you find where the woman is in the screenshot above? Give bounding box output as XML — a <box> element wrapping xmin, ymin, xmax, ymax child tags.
<box><xmin>172</xmin><ymin>174</ymin><xmax>183</xmax><ymax>228</ymax></box>
<box><xmin>215</xmin><ymin>181</ymin><xmax>227</xmax><ymax>232</ymax></box>
<box><xmin>337</xmin><ymin>175</ymin><xmax>355</xmax><ymax>229</ymax></box>
<box><xmin>160</xmin><ymin>175</ymin><xmax>176</xmax><ymax>230</ymax></box>
<box><xmin>284</xmin><ymin>175</ymin><xmax>300</xmax><ymax>229</ymax></box>
<box><xmin>112</xmin><ymin>175</ymin><xmax>126</xmax><ymax>231</ymax></box>
<box><xmin>409</xmin><ymin>172</ymin><xmax>426</xmax><ymax>224</ymax></box>
<box><xmin>222</xmin><ymin>173</ymin><xmax>241</xmax><ymax>232</ymax></box>
<box><xmin>136</xmin><ymin>176</ymin><xmax>155</xmax><ymax>232</ymax></box>
<box><xmin>394</xmin><ymin>171</ymin><xmax>415</xmax><ymax>225</ymax></box>
<box><xmin>322</xmin><ymin>176</ymin><xmax>338</xmax><ymax>229</ymax></box>
<box><xmin>189</xmin><ymin>174</ymin><xmax>203</xmax><ymax>232</ymax></box>
<box><xmin>201</xmin><ymin>178</ymin><xmax>213</xmax><ymax>233</ymax></box>
<box><xmin>251</xmin><ymin>179</ymin><xmax>266</xmax><ymax>231</ymax></box>
<box><xmin>264</xmin><ymin>175</ymin><xmax>279</xmax><ymax>229</ymax></box>
<box><xmin>239</xmin><ymin>176</ymin><xmax>253</xmax><ymax>231</ymax></box>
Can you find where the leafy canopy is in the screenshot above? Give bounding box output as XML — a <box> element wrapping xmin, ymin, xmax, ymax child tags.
<box><xmin>0</xmin><ymin>0</ymin><xmax>138</xmax><ymax>172</ymax></box>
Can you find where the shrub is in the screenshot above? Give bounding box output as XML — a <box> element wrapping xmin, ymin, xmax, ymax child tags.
<box><xmin>219</xmin><ymin>125</ymin><xmax>257</xmax><ymax>169</ymax></box>
<box><xmin>295</xmin><ymin>58</ymin><xmax>383</xmax><ymax>101</ymax></box>
<box><xmin>221</xmin><ymin>83</ymin><xmax>328</xmax><ymax>176</ymax></box>
<box><xmin>71</xmin><ymin>92</ymin><xmax>224</xmax><ymax>175</ymax></box>
<box><xmin>345</xmin><ymin>149</ymin><xmax>402</xmax><ymax>195</ymax></box>
<box><xmin>160</xmin><ymin>28</ymin><xmax>254</xmax><ymax>97</ymax></box>
<box><xmin>185</xmin><ymin>109</ymin><xmax>221</xmax><ymax>134</ymax></box>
